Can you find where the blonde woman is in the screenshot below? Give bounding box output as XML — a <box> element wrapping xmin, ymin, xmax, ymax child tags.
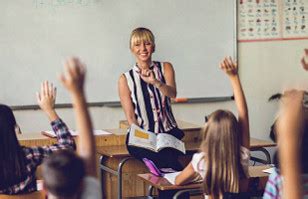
<box><xmin>175</xmin><ymin>57</ymin><xmax>250</xmax><ymax>199</ymax></box>
<box><xmin>118</xmin><ymin>27</ymin><xmax>186</xmax><ymax>198</ymax></box>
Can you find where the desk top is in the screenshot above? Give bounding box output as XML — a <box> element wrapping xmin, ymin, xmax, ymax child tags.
<box><xmin>96</xmin><ymin>142</ymin><xmax>201</xmax><ymax>157</ymax></box>
<box><xmin>137</xmin><ymin>165</ymin><xmax>272</xmax><ymax>191</ymax></box>
<box><xmin>120</xmin><ymin>120</ymin><xmax>202</xmax><ymax>131</ymax></box>
<box><xmin>96</xmin><ymin>139</ymin><xmax>276</xmax><ymax>157</ymax></box>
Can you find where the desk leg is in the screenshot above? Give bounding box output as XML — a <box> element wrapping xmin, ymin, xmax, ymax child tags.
<box><xmin>117</xmin><ymin>157</ymin><xmax>136</xmax><ymax>199</ymax></box>
<box><xmin>172</xmin><ymin>189</ymin><xmax>202</xmax><ymax>199</ymax></box>
<box><xmin>251</xmin><ymin>147</ymin><xmax>271</xmax><ymax>164</ymax></box>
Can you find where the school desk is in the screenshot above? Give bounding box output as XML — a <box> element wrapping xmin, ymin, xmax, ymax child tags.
<box><xmin>137</xmin><ymin>165</ymin><xmax>272</xmax><ymax>199</ymax></box>
<box><xmin>98</xmin><ymin>122</ymin><xmax>275</xmax><ymax>199</ymax></box>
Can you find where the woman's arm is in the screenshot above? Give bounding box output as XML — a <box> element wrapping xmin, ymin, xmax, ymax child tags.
<box><xmin>118</xmin><ymin>74</ymin><xmax>138</xmax><ymax>126</ymax></box>
<box><xmin>139</xmin><ymin>62</ymin><xmax>177</xmax><ymax>98</ymax></box>
<box><xmin>220</xmin><ymin>57</ymin><xmax>250</xmax><ymax>148</ymax></box>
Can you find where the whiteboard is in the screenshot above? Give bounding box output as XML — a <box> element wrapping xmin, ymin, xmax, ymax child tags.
<box><xmin>0</xmin><ymin>0</ymin><xmax>235</xmax><ymax>106</ymax></box>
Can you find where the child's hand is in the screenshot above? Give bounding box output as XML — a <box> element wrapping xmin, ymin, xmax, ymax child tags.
<box><xmin>60</xmin><ymin>57</ymin><xmax>86</xmax><ymax>95</ymax></box>
<box><xmin>36</xmin><ymin>81</ymin><xmax>56</xmax><ymax>113</ymax></box>
<box><xmin>301</xmin><ymin>49</ymin><xmax>308</xmax><ymax>71</ymax></box>
<box><xmin>219</xmin><ymin>56</ymin><xmax>238</xmax><ymax>77</ymax></box>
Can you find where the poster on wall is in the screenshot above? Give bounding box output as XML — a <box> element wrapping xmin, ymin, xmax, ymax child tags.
<box><xmin>238</xmin><ymin>0</ymin><xmax>308</xmax><ymax>42</ymax></box>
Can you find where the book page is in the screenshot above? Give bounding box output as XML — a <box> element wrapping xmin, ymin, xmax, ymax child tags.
<box><xmin>42</xmin><ymin>129</ymin><xmax>112</xmax><ymax>137</ymax></box>
<box><xmin>128</xmin><ymin>124</ymin><xmax>157</xmax><ymax>151</ymax></box>
<box><xmin>156</xmin><ymin>133</ymin><xmax>186</xmax><ymax>154</ymax></box>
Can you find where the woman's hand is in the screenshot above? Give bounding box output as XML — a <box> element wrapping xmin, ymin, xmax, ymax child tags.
<box><xmin>139</xmin><ymin>69</ymin><xmax>160</xmax><ymax>85</ymax></box>
<box><xmin>36</xmin><ymin>81</ymin><xmax>59</xmax><ymax>121</ymax></box>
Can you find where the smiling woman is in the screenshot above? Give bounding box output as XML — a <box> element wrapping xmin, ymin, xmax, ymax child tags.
<box><xmin>118</xmin><ymin>27</ymin><xmax>186</xmax><ymax>198</ymax></box>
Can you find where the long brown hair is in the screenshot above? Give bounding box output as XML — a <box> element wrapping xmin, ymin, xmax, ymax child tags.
<box><xmin>0</xmin><ymin>104</ymin><xmax>27</xmax><ymax>189</ymax></box>
<box><xmin>202</xmin><ymin>110</ymin><xmax>245</xmax><ymax>199</ymax></box>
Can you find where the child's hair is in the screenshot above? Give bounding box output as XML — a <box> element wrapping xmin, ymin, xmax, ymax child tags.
<box><xmin>201</xmin><ymin>110</ymin><xmax>245</xmax><ymax>198</ymax></box>
<box><xmin>42</xmin><ymin>150</ymin><xmax>85</xmax><ymax>197</ymax></box>
<box><xmin>0</xmin><ymin>104</ymin><xmax>27</xmax><ymax>189</ymax></box>
<box><xmin>130</xmin><ymin>27</ymin><xmax>155</xmax><ymax>49</ymax></box>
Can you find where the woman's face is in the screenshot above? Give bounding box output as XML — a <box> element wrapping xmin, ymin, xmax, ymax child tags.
<box><xmin>130</xmin><ymin>40</ymin><xmax>154</xmax><ymax>63</ymax></box>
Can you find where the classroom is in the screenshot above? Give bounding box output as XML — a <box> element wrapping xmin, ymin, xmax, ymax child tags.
<box><xmin>0</xmin><ymin>0</ymin><xmax>308</xmax><ymax>198</ymax></box>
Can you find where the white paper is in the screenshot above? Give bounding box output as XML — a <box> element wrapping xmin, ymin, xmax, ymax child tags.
<box><xmin>164</xmin><ymin>172</ymin><xmax>181</xmax><ymax>185</ymax></box>
<box><xmin>43</xmin><ymin>129</ymin><xmax>112</xmax><ymax>137</ymax></box>
<box><xmin>263</xmin><ymin>167</ymin><xmax>275</xmax><ymax>174</ymax></box>
<box><xmin>157</xmin><ymin>133</ymin><xmax>186</xmax><ymax>154</ymax></box>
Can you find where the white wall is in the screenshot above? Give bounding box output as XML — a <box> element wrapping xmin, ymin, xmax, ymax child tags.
<box><xmin>13</xmin><ymin>34</ymin><xmax>307</xmax><ymax>143</ymax></box>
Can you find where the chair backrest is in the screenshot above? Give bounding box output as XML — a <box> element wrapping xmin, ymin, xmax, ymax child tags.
<box><xmin>0</xmin><ymin>191</ymin><xmax>44</xmax><ymax>199</ymax></box>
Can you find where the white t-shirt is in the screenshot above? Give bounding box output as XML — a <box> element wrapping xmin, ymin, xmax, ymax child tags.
<box><xmin>191</xmin><ymin>146</ymin><xmax>250</xmax><ymax>179</ymax></box>
<box><xmin>81</xmin><ymin>176</ymin><xmax>102</xmax><ymax>199</ymax></box>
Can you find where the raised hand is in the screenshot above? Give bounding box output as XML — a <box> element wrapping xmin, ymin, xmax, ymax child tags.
<box><xmin>219</xmin><ymin>56</ymin><xmax>238</xmax><ymax>77</ymax></box>
<box><xmin>36</xmin><ymin>81</ymin><xmax>58</xmax><ymax>121</ymax></box>
<box><xmin>60</xmin><ymin>57</ymin><xmax>86</xmax><ymax>95</ymax></box>
<box><xmin>301</xmin><ymin>49</ymin><xmax>308</xmax><ymax>71</ymax></box>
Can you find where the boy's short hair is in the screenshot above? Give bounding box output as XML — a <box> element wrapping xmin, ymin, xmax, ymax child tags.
<box><xmin>42</xmin><ymin>150</ymin><xmax>85</xmax><ymax>197</ymax></box>
<box><xmin>130</xmin><ymin>27</ymin><xmax>155</xmax><ymax>49</ymax></box>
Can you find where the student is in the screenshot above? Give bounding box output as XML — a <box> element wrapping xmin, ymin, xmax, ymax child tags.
<box><xmin>263</xmin><ymin>51</ymin><xmax>308</xmax><ymax>199</ymax></box>
<box><xmin>175</xmin><ymin>57</ymin><xmax>250</xmax><ymax>199</ymax></box>
<box><xmin>0</xmin><ymin>82</ymin><xmax>75</xmax><ymax>194</ymax></box>
<box><xmin>118</xmin><ymin>27</ymin><xmax>184</xmax><ymax>170</ymax></box>
<box><xmin>41</xmin><ymin>57</ymin><xmax>102</xmax><ymax>199</ymax></box>
<box><xmin>301</xmin><ymin>48</ymin><xmax>308</xmax><ymax>70</ymax></box>
<box><xmin>274</xmin><ymin>90</ymin><xmax>304</xmax><ymax>199</ymax></box>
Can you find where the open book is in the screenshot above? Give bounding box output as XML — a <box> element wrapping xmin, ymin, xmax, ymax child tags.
<box><xmin>128</xmin><ymin>124</ymin><xmax>186</xmax><ymax>154</ymax></box>
<box><xmin>42</xmin><ymin>129</ymin><xmax>112</xmax><ymax>138</ymax></box>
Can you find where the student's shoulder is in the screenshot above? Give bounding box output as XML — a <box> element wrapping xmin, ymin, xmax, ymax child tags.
<box><xmin>81</xmin><ymin>176</ymin><xmax>102</xmax><ymax>199</ymax></box>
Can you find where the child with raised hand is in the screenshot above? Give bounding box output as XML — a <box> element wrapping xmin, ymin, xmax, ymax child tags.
<box><xmin>42</xmin><ymin>57</ymin><xmax>102</xmax><ymax>199</ymax></box>
<box><xmin>175</xmin><ymin>57</ymin><xmax>250</xmax><ymax>199</ymax></box>
<box><xmin>0</xmin><ymin>81</ymin><xmax>75</xmax><ymax>194</ymax></box>
<box><xmin>276</xmin><ymin>90</ymin><xmax>304</xmax><ymax>199</ymax></box>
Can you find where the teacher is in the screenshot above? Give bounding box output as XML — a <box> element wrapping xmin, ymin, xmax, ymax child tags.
<box><xmin>118</xmin><ymin>27</ymin><xmax>184</xmax><ymax>171</ymax></box>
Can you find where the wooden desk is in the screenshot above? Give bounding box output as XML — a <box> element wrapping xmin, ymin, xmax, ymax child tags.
<box><xmin>138</xmin><ymin>165</ymin><xmax>272</xmax><ymax>198</ymax></box>
<box><xmin>97</xmin><ymin>138</ymin><xmax>275</xmax><ymax>199</ymax></box>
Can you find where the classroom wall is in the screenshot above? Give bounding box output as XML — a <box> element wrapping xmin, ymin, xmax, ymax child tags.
<box><xmin>13</xmin><ymin>38</ymin><xmax>306</xmax><ymax>142</ymax></box>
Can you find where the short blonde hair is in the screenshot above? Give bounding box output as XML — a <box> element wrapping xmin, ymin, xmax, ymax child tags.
<box><xmin>130</xmin><ymin>27</ymin><xmax>155</xmax><ymax>49</ymax></box>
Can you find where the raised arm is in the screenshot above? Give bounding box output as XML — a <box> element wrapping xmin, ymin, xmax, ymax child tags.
<box><xmin>37</xmin><ymin>81</ymin><xmax>59</xmax><ymax>122</ymax></box>
<box><xmin>276</xmin><ymin>90</ymin><xmax>303</xmax><ymax>199</ymax></box>
<box><xmin>301</xmin><ymin>49</ymin><xmax>308</xmax><ymax>71</ymax></box>
<box><xmin>60</xmin><ymin>57</ymin><xmax>97</xmax><ymax>177</ymax></box>
<box><xmin>220</xmin><ymin>57</ymin><xmax>250</xmax><ymax>148</ymax></box>
<box><xmin>118</xmin><ymin>74</ymin><xmax>138</xmax><ymax>126</ymax></box>
<box><xmin>139</xmin><ymin>62</ymin><xmax>177</xmax><ymax>98</ymax></box>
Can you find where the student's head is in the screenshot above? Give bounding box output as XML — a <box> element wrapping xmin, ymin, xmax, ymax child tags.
<box><xmin>130</xmin><ymin>27</ymin><xmax>155</xmax><ymax>62</ymax></box>
<box><xmin>42</xmin><ymin>150</ymin><xmax>85</xmax><ymax>198</ymax></box>
<box><xmin>0</xmin><ymin>104</ymin><xmax>27</xmax><ymax>189</ymax></box>
<box><xmin>201</xmin><ymin>110</ymin><xmax>243</xmax><ymax>197</ymax></box>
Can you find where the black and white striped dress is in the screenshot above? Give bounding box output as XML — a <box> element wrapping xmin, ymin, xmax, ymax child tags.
<box><xmin>124</xmin><ymin>61</ymin><xmax>178</xmax><ymax>133</ymax></box>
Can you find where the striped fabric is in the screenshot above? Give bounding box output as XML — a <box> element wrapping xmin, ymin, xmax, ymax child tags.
<box><xmin>263</xmin><ymin>168</ymin><xmax>308</xmax><ymax>199</ymax></box>
<box><xmin>124</xmin><ymin>61</ymin><xmax>177</xmax><ymax>133</ymax></box>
